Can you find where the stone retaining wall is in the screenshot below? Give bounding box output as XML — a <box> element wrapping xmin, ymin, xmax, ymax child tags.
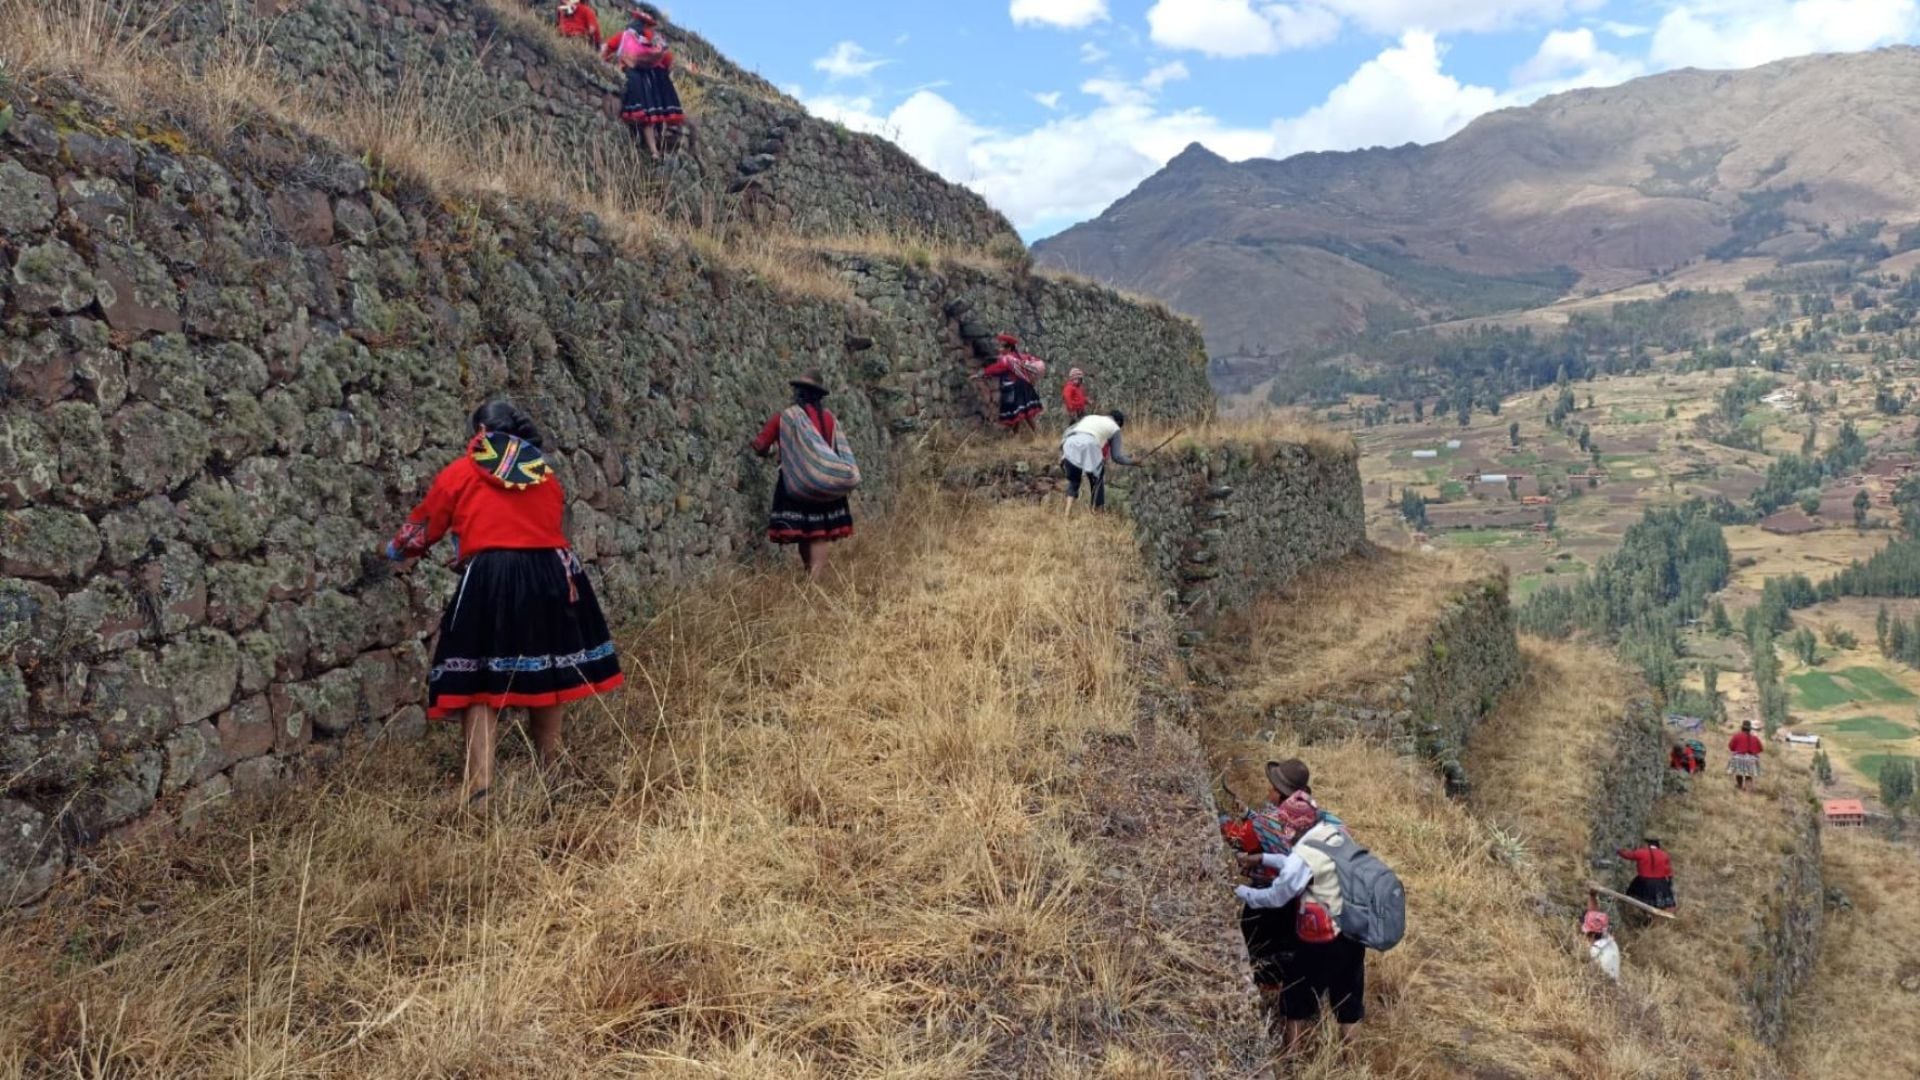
<box><xmin>1745</xmin><ymin>801</ymin><xmax>1824</xmax><ymax>1045</ymax></box>
<box><xmin>0</xmin><ymin>82</ymin><xmax>1211</xmax><ymax>904</ymax></box>
<box><xmin>1584</xmin><ymin>690</ymin><xmax>1667</xmax><ymax>877</ymax></box>
<box><xmin>153</xmin><ymin>0</ymin><xmax>1015</xmax><ymax>247</ymax></box>
<box><xmin>1120</xmin><ymin>440</ymin><xmax>1365</xmax><ymax>632</ymax></box>
<box><xmin>1243</xmin><ymin>571</ymin><xmax>1521</xmax><ymax>793</ymax></box>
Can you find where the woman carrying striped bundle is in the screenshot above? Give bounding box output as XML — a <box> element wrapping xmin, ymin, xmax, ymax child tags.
<box><xmin>752</xmin><ymin>370</ymin><xmax>860</xmax><ymax>580</ymax></box>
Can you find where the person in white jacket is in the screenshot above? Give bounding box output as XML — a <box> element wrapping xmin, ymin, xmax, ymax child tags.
<box><xmin>1060</xmin><ymin>410</ymin><xmax>1135</xmax><ymax>512</ymax></box>
<box><xmin>1584</xmin><ymin>902</ymin><xmax>1621</xmax><ymax>982</ymax></box>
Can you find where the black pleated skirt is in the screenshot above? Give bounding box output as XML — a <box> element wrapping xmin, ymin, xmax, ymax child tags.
<box><xmin>427</xmin><ymin>549</ymin><xmax>624</xmax><ymax>719</ymax></box>
<box><xmin>768</xmin><ymin>475</ymin><xmax>854</xmax><ymax>544</ymax></box>
<box><xmin>998</xmin><ymin>378</ymin><xmax>1044</xmax><ymax>427</ymax></box>
<box><xmin>620</xmin><ymin>67</ymin><xmax>685</xmax><ymax>127</ymax></box>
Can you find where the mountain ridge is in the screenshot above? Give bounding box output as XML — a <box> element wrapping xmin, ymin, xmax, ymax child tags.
<box><xmin>1035</xmin><ymin>45</ymin><xmax>1920</xmax><ymax>386</ymax></box>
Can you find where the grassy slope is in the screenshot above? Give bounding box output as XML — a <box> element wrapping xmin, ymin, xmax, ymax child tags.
<box><xmin>0</xmin><ymin>499</ymin><xmax>1257</xmax><ymax>1077</ymax></box>
<box><xmin>1466</xmin><ymin>638</ymin><xmax>1642</xmax><ymax>894</ymax></box>
<box><xmin>1787</xmin><ymin>830</ymin><xmax>1920</xmax><ymax>1080</ymax></box>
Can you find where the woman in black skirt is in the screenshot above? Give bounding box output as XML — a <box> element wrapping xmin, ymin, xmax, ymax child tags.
<box><xmin>751</xmin><ymin>371</ymin><xmax>856</xmax><ymax>580</ymax></box>
<box><xmin>386</xmin><ymin>401</ymin><xmax>624</xmax><ymax>806</ymax></box>
<box><xmin>603</xmin><ymin>2</ymin><xmax>686</xmax><ymax>160</ymax></box>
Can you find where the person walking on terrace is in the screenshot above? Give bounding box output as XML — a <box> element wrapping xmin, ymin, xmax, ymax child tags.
<box><xmin>385</xmin><ymin>401</ymin><xmax>625</xmax><ymax>809</ymax></box>
<box><xmin>1062</xmin><ymin>367</ymin><xmax>1090</xmax><ymax>424</ymax></box>
<box><xmin>604</xmin><ymin>3</ymin><xmax>688</xmax><ymax>160</ymax></box>
<box><xmin>1728</xmin><ymin>719</ymin><xmax>1764</xmax><ymax>792</ymax></box>
<box><xmin>972</xmin><ymin>333</ymin><xmax>1046</xmax><ymax>434</ymax></box>
<box><xmin>751</xmin><ymin>371</ymin><xmax>860</xmax><ymax>581</ymax></box>
<box><xmin>1059</xmin><ymin>410</ymin><xmax>1135</xmax><ymax>512</ymax></box>
<box><xmin>1616</xmin><ymin>838</ymin><xmax>1677</xmax><ymax>915</ymax></box>
<box><xmin>555</xmin><ymin>0</ymin><xmax>602</xmax><ymax>45</ymax></box>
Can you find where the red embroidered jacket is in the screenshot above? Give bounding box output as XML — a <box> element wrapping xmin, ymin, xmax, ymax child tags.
<box><xmin>390</xmin><ymin>435</ymin><xmax>569</xmax><ymax>563</ymax></box>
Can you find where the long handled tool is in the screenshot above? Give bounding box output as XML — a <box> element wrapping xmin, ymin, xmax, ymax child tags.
<box><xmin>1586</xmin><ymin>881</ymin><xmax>1678</xmax><ymax>920</ymax></box>
<box><xmin>1136</xmin><ymin>429</ymin><xmax>1187</xmax><ymax>463</ymax></box>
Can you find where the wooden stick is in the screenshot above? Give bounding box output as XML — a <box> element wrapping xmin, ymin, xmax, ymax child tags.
<box><xmin>1587</xmin><ymin>882</ymin><xmax>1678</xmax><ymax>920</ymax></box>
<box><xmin>1137</xmin><ymin>430</ymin><xmax>1187</xmax><ymax>463</ymax></box>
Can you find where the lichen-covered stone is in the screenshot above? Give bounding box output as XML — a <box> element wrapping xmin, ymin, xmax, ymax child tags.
<box><xmin>63</xmin><ymin>578</ymin><xmax>147</xmax><ymax>654</ymax></box>
<box><xmin>0</xmin><ymin>507</ymin><xmax>101</xmax><ymax>581</ymax></box>
<box><xmin>71</xmin><ymin>748</ymin><xmax>162</xmax><ymax>838</ymax></box>
<box><xmin>216</xmin><ymin>695</ymin><xmax>274</xmax><ymax>764</ymax></box>
<box><xmin>11</xmin><ymin>241</ymin><xmax>100</xmax><ymax>314</ymax></box>
<box><xmin>110</xmin><ymin>404</ymin><xmax>211</xmax><ymax>497</ymax></box>
<box><xmin>0</xmin><ymin>799</ymin><xmax>62</xmax><ymax>905</ymax></box>
<box><xmin>1</xmin><ymin>727</ymin><xmax>101</xmax><ymax>792</ymax></box>
<box><xmin>85</xmin><ymin>651</ymin><xmax>175</xmax><ymax>750</ymax></box>
<box><xmin>0</xmin><ymin>160</ymin><xmax>56</xmax><ymax>233</ymax></box>
<box><xmin>162</xmin><ymin>721</ymin><xmax>220</xmax><ymax>794</ymax></box>
<box><xmin>0</xmin><ymin>578</ymin><xmax>66</xmax><ymax>666</ymax></box>
<box><xmin>160</xmin><ymin>628</ymin><xmax>240</xmax><ymax>726</ymax></box>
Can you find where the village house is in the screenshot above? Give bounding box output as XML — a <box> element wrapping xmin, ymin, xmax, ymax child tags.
<box><xmin>1823</xmin><ymin>800</ymin><xmax>1867</xmax><ymax>828</ymax></box>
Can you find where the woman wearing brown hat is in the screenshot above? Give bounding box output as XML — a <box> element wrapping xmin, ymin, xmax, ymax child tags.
<box><xmin>751</xmin><ymin>371</ymin><xmax>858</xmax><ymax>580</ymax></box>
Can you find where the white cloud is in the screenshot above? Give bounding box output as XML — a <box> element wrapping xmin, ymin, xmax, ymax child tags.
<box><xmin>1080</xmin><ymin>41</ymin><xmax>1111</xmax><ymax>63</ymax></box>
<box><xmin>1032</xmin><ymin>90</ymin><xmax>1065</xmax><ymax>109</ymax></box>
<box><xmin>1143</xmin><ymin>61</ymin><xmax>1192</xmax><ymax>90</ymax></box>
<box><xmin>1594</xmin><ymin>18</ymin><xmax>1651</xmax><ymax>36</ymax></box>
<box><xmin>1322</xmin><ymin>0</ymin><xmax>1605</xmax><ymax>35</ymax></box>
<box><xmin>812</xmin><ymin>41</ymin><xmax>889</xmax><ymax>81</ymax></box>
<box><xmin>1648</xmin><ymin>0</ymin><xmax>1919</xmax><ymax>69</ymax></box>
<box><xmin>1270</xmin><ymin>31</ymin><xmax>1504</xmax><ymax>157</ymax></box>
<box><xmin>1513</xmin><ymin>27</ymin><xmax>1644</xmax><ymax>89</ymax></box>
<box><xmin>1146</xmin><ymin>0</ymin><xmax>1340</xmax><ymax>57</ymax></box>
<box><xmin>1010</xmin><ymin>0</ymin><xmax>1109</xmax><ymax>28</ymax></box>
<box><xmin>1145</xmin><ymin>0</ymin><xmax>1608</xmax><ymax>55</ymax></box>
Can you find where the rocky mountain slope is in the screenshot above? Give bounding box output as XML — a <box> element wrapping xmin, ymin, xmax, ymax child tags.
<box><xmin>1035</xmin><ymin>47</ymin><xmax>1920</xmax><ymax>382</ymax></box>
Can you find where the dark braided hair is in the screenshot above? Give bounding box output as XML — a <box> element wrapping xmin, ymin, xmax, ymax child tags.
<box><xmin>471</xmin><ymin>400</ymin><xmax>542</xmax><ymax>446</ymax></box>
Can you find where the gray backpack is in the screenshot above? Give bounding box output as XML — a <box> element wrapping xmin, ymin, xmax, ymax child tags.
<box><xmin>1298</xmin><ymin>830</ymin><xmax>1407</xmax><ymax>952</ymax></box>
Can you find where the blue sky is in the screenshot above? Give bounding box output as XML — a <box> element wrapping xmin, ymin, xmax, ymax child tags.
<box><xmin>676</xmin><ymin>0</ymin><xmax>1920</xmax><ymax>239</ymax></box>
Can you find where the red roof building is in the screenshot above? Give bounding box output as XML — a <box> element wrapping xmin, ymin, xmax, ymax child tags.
<box><xmin>1824</xmin><ymin>799</ymin><xmax>1867</xmax><ymax>827</ymax></box>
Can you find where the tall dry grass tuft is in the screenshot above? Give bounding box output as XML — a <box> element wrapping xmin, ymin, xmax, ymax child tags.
<box><xmin>0</xmin><ymin>496</ymin><xmax>1226</xmax><ymax>1077</ymax></box>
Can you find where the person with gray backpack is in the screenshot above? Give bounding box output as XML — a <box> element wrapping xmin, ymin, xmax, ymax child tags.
<box><xmin>1234</xmin><ymin>787</ymin><xmax>1405</xmax><ymax>1052</ymax></box>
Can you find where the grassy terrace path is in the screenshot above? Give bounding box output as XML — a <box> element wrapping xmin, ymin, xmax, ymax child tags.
<box><xmin>0</xmin><ymin>497</ymin><xmax>1259</xmax><ymax>1078</ymax></box>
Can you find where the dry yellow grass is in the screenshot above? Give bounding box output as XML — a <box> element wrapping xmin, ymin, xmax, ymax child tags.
<box><xmin>1787</xmin><ymin>830</ymin><xmax>1920</xmax><ymax>1080</ymax></box>
<box><xmin>0</xmin><ymin>498</ymin><xmax>1250</xmax><ymax>1077</ymax></box>
<box><xmin>1209</xmin><ymin>548</ymin><xmax>1488</xmax><ymax>718</ymax></box>
<box><xmin>1629</xmin><ymin>738</ymin><xmax>1814</xmax><ymax>1077</ymax></box>
<box><xmin>0</xmin><ymin>0</ymin><xmax>867</xmax><ymax>305</ymax></box>
<box><xmin>1224</xmin><ymin>736</ymin><xmax>1697</xmax><ymax>1080</ymax></box>
<box><xmin>1465</xmin><ymin>637</ymin><xmax>1644</xmax><ymax>892</ymax></box>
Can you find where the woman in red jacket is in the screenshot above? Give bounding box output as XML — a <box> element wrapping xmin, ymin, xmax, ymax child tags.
<box><xmin>1617</xmin><ymin>838</ymin><xmax>1676</xmax><ymax>912</ymax></box>
<box><xmin>971</xmin><ymin>333</ymin><xmax>1045</xmax><ymax>434</ymax></box>
<box><xmin>1728</xmin><ymin>720</ymin><xmax>1765</xmax><ymax>792</ymax></box>
<box><xmin>386</xmin><ymin>401</ymin><xmax>624</xmax><ymax>806</ymax></box>
<box><xmin>555</xmin><ymin>0</ymin><xmax>602</xmax><ymax>45</ymax></box>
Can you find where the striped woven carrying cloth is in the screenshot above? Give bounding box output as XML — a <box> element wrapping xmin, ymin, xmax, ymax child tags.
<box><xmin>777</xmin><ymin>405</ymin><xmax>862</xmax><ymax>502</ymax></box>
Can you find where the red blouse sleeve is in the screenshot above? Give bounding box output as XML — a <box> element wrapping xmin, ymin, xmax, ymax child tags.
<box><xmin>751</xmin><ymin>413</ymin><xmax>783</xmax><ymax>454</ymax></box>
<box><xmin>585</xmin><ymin>7</ymin><xmax>601</xmax><ymax>43</ymax></box>
<box><xmin>980</xmin><ymin>358</ymin><xmax>1012</xmax><ymax>378</ymax></box>
<box><xmin>390</xmin><ymin>461</ymin><xmax>462</xmax><ymax>557</ymax></box>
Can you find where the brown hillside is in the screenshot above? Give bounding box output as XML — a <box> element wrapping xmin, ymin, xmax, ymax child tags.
<box><xmin>1035</xmin><ymin>47</ymin><xmax>1920</xmax><ymax>376</ymax></box>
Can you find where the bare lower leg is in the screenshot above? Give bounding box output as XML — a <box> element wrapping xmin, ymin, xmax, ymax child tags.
<box><xmin>643</xmin><ymin>125</ymin><xmax>662</xmax><ymax>159</ymax></box>
<box><xmin>461</xmin><ymin>704</ymin><xmax>498</xmax><ymax>802</ymax></box>
<box><xmin>1284</xmin><ymin>1020</ymin><xmax>1310</xmax><ymax>1056</ymax></box>
<box><xmin>807</xmin><ymin>541</ymin><xmax>829</xmax><ymax>581</ymax></box>
<box><xmin>530</xmin><ymin>704</ymin><xmax>566</xmax><ymax>768</ymax></box>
